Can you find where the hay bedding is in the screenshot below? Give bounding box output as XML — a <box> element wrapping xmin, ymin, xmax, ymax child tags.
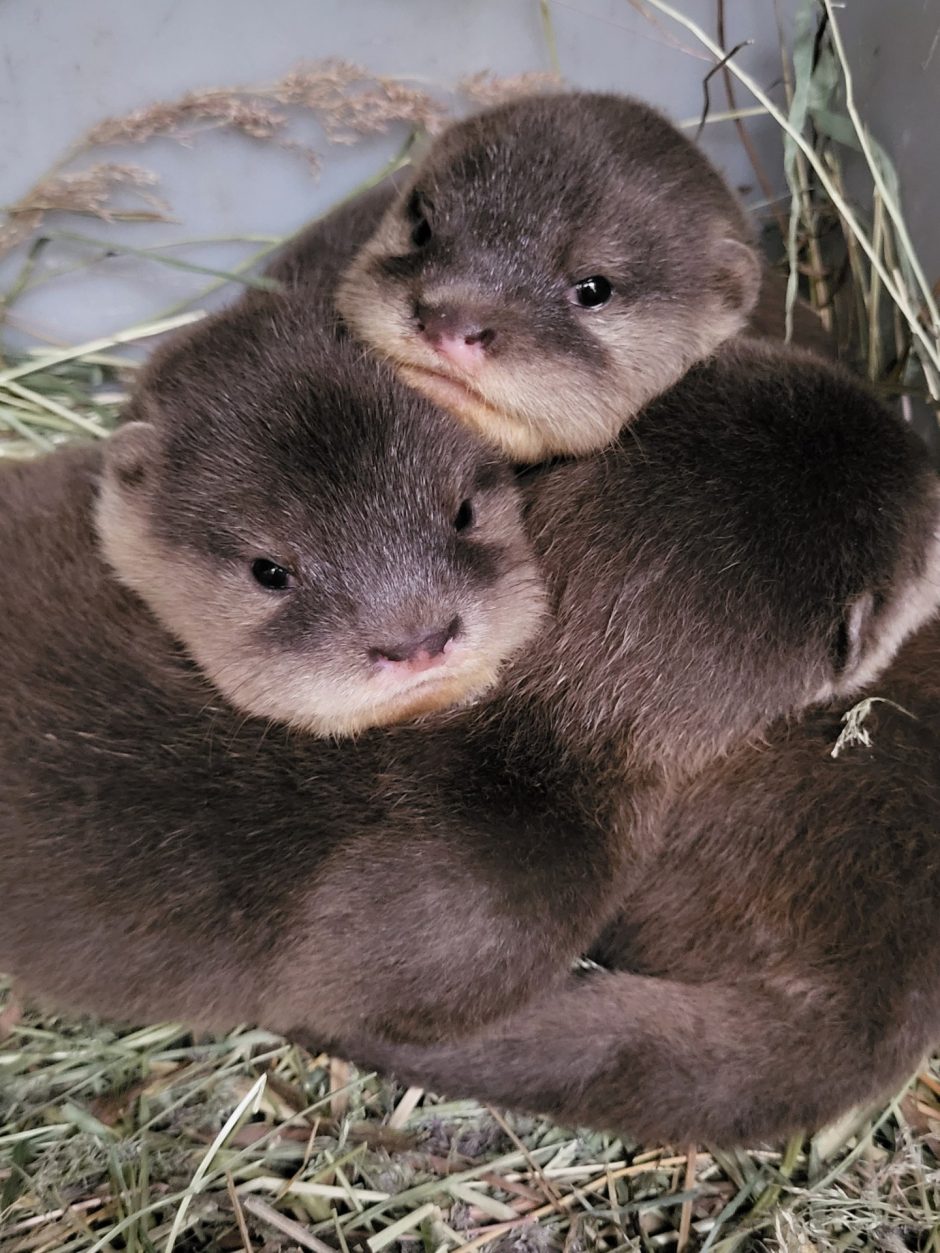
<box><xmin>1</xmin><ymin>3</ymin><xmax>939</xmax><ymax>1247</ymax></box>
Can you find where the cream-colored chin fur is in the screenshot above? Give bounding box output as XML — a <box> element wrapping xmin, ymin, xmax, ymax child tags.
<box><xmin>204</xmin><ymin>651</ymin><xmax>506</xmax><ymax>739</ymax></box>
<box><xmin>95</xmin><ymin>474</ymin><xmax>546</xmax><ymax>736</ymax></box>
<box><xmin>397</xmin><ymin>365</ymin><xmax>562</xmax><ymax>462</ymax></box>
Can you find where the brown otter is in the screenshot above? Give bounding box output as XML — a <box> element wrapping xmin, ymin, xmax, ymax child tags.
<box><xmin>1</xmin><ymin>263</ymin><xmax>937</xmax><ymax>1115</ymax></box>
<box><xmin>335</xmin><ymin>92</ymin><xmax>764</xmax><ymax>459</ymax></box>
<box><xmin>343</xmin><ymin>614</ymin><xmax>940</xmax><ymax>1146</ymax></box>
<box><xmin>97</xmin><ymin>296</ymin><xmax>544</xmax><ymax>738</ymax></box>
<box><xmin>291</xmin><ymin>172</ymin><xmax>940</xmax><ymax>1144</ymax></box>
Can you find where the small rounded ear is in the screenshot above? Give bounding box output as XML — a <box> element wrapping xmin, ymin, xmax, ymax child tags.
<box><xmin>104</xmin><ymin>421</ymin><xmax>158</xmax><ymax>491</ymax></box>
<box><xmin>830</xmin><ymin>590</ymin><xmax>876</xmax><ymax>677</ymax></box>
<box><xmin>714</xmin><ymin>238</ymin><xmax>762</xmax><ymax>316</ymax></box>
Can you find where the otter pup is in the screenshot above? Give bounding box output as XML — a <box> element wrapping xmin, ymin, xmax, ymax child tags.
<box><xmin>97</xmin><ymin>296</ymin><xmax>543</xmax><ymax>738</ymax></box>
<box><xmin>1</xmin><ymin>273</ymin><xmax>937</xmax><ymax>1097</ymax></box>
<box><xmin>276</xmin><ymin>179</ymin><xmax>830</xmax><ymax>363</ymax></box>
<box><xmin>344</xmin><ymin>613</ymin><xmax>940</xmax><ymax>1146</ymax></box>
<box><xmin>336</xmin><ymin>92</ymin><xmax>763</xmax><ymax>459</ymax></box>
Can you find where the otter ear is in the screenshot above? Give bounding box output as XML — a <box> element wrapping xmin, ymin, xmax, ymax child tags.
<box><xmin>830</xmin><ymin>590</ymin><xmax>875</xmax><ymax>678</ymax></box>
<box><xmin>104</xmin><ymin>421</ymin><xmax>158</xmax><ymax>492</ymax></box>
<box><xmin>715</xmin><ymin>238</ymin><xmax>762</xmax><ymax>316</ymax></box>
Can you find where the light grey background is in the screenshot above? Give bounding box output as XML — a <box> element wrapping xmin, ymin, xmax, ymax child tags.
<box><xmin>0</xmin><ymin>0</ymin><xmax>937</xmax><ymax>348</ymax></box>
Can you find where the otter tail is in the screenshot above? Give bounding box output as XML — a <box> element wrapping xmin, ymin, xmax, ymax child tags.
<box><xmin>338</xmin><ymin>969</ymin><xmax>929</xmax><ymax>1145</ymax></box>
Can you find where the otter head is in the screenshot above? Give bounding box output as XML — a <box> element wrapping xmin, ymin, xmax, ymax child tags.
<box><xmin>96</xmin><ymin>302</ymin><xmax>545</xmax><ymax>736</ymax></box>
<box><xmin>652</xmin><ymin>347</ymin><xmax>940</xmax><ymax>762</ymax></box>
<box><xmin>517</xmin><ymin>342</ymin><xmax>940</xmax><ymax>774</ymax></box>
<box><xmin>337</xmin><ymin>91</ymin><xmax>761</xmax><ymax>460</ymax></box>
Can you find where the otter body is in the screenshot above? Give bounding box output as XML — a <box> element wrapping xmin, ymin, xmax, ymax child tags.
<box><xmin>348</xmin><ymin>615</ymin><xmax>940</xmax><ymax>1145</ymax></box>
<box><xmin>322</xmin><ymin>154</ymin><xmax>940</xmax><ymax>1141</ymax></box>
<box><xmin>0</xmin><ymin>443</ymin><xmax>613</xmax><ymax>1039</ymax></box>
<box><xmin>262</xmin><ymin>110</ymin><xmax>938</xmax><ymax>1142</ymax></box>
<box><xmin>1</xmin><ymin>271</ymin><xmax>938</xmax><ymax>1149</ymax></box>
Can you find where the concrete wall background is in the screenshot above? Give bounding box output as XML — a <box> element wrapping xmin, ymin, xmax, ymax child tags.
<box><xmin>0</xmin><ymin>0</ymin><xmax>936</xmax><ymax>349</ymax></box>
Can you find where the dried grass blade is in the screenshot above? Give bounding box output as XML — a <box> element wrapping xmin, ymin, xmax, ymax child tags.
<box><xmin>162</xmin><ymin>1072</ymin><xmax>267</xmax><ymax>1253</ymax></box>
<box><xmin>0</xmin><ymin>312</ymin><xmax>204</xmax><ymax>385</ymax></box>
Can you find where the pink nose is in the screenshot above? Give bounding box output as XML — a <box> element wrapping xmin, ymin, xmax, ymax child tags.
<box><xmin>369</xmin><ymin>619</ymin><xmax>460</xmax><ymax>674</ymax></box>
<box><xmin>433</xmin><ymin>333</ymin><xmax>487</xmax><ymax>372</ymax></box>
<box><xmin>414</xmin><ymin>302</ymin><xmax>495</xmax><ymax>371</ymax></box>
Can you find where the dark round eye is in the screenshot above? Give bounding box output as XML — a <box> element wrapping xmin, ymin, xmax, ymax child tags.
<box><xmin>251</xmin><ymin>558</ymin><xmax>292</xmax><ymax>591</ymax></box>
<box><xmin>572</xmin><ymin>276</ymin><xmax>613</xmax><ymax>308</ymax></box>
<box><xmin>407</xmin><ymin>190</ymin><xmax>432</xmax><ymax>248</ymax></box>
<box><xmin>453</xmin><ymin>499</ymin><xmax>474</xmax><ymax>532</ymax></box>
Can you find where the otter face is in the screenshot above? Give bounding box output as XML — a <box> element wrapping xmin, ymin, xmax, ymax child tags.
<box><xmin>96</xmin><ymin>311</ymin><xmax>545</xmax><ymax>737</ymax></box>
<box><xmin>337</xmin><ymin>92</ymin><xmax>761</xmax><ymax>460</ymax></box>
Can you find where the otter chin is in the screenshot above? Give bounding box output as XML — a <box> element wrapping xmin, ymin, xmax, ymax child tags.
<box><xmin>396</xmin><ymin>363</ymin><xmax>550</xmax><ymax>462</ymax></box>
<box><xmin>337</xmin><ymin>90</ymin><xmax>762</xmax><ymax>459</ymax></box>
<box><xmin>370</xmin><ymin>660</ymin><xmax>498</xmax><ymax>728</ymax></box>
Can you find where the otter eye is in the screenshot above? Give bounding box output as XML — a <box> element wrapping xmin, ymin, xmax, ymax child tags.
<box><xmin>251</xmin><ymin>558</ymin><xmax>293</xmax><ymax>591</ymax></box>
<box><xmin>407</xmin><ymin>191</ymin><xmax>432</xmax><ymax>248</ymax></box>
<box><xmin>571</xmin><ymin>276</ymin><xmax>613</xmax><ymax>308</ymax></box>
<box><xmin>411</xmin><ymin>218</ymin><xmax>431</xmax><ymax>248</ymax></box>
<box><xmin>453</xmin><ymin>499</ymin><xmax>474</xmax><ymax>532</ymax></box>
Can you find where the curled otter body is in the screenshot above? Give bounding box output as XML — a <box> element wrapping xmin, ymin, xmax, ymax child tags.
<box><xmin>1</xmin><ymin>268</ymin><xmax>938</xmax><ymax>1137</ymax></box>
<box><xmin>349</xmin><ymin>616</ymin><xmax>940</xmax><ymax>1145</ymax></box>
<box><xmin>336</xmin><ymin>92</ymin><xmax>763</xmax><ymax>459</ymax></box>
<box><xmin>316</xmin><ymin>183</ymin><xmax>937</xmax><ymax>1143</ymax></box>
<box><xmin>278</xmin><ymin>160</ymin><xmax>938</xmax><ymax>1142</ymax></box>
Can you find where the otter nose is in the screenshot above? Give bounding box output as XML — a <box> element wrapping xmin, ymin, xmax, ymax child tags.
<box><xmin>369</xmin><ymin>616</ymin><xmax>461</xmax><ymax>673</ymax></box>
<box><xmin>414</xmin><ymin>301</ymin><xmax>495</xmax><ymax>369</ymax></box>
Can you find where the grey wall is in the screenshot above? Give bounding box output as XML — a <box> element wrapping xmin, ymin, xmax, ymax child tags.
<box><xmin>0</xmin><ymin>0</ymin><xmax>936</xmax><ymax>349</ymax></box>
<box><xmin>839</xmin><ymin>1</ymin><xmax>940</xmax><ymax>291</ymax></box>
<box><xmin>0</xmin><ymin>0</ymin><xmax>788</xmax><ymax>346</ymax></box>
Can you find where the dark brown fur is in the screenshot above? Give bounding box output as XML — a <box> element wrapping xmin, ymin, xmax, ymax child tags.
<box><xmin>345</xmin><ymin>618</ymin><xmax>940</xmax><ymax>1145</ymax></box>
<box><xmin>292</xmin><ymin>156</ymin><xmax>936</xmax><ymax>1143</ymax></box>
<box><xmin>0</xmin><ymin>278</ymin><xmax>937</xmax><ymax>1147</ymax></box>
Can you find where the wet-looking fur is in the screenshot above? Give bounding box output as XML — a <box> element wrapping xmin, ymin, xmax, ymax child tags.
<box><xmin>1</xmin><ymin>287</ymin><xmax>938</xmax><ymax>1146</ymax></box>
<box><xmin>337</xmin><ymin>91</ymin><xmax>762</xmax><ymax>459</ymax></box>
